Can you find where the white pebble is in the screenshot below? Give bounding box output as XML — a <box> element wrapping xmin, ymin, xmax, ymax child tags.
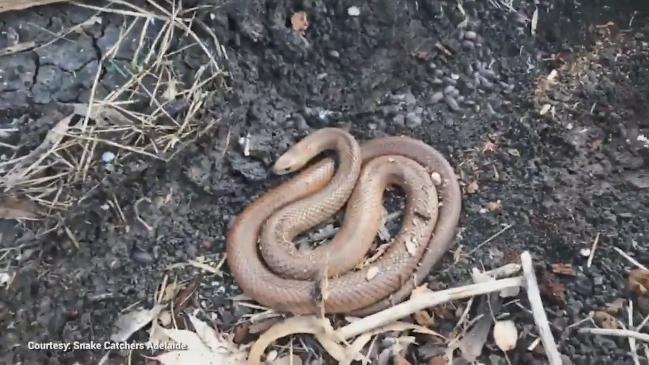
<box><xmin>101</xmin><ymin>151</ymin><xmax>115</xmax><ymax>163</ymax></box>
<box><xmin>347</xmin><ymin>6</ymin><xmax>360</xmax><ymax>16</ymax></box>
<box><xmin>580</xmin><ymin>248</ymin><xmax>591</xmax><ymax>257</ymax></box>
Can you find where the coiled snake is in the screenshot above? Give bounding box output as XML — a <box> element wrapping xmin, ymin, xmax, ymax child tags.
<box><xmin>226</xmin><ymin>128</ymin><xmax>461</xmax><ymax>315</ymax></box>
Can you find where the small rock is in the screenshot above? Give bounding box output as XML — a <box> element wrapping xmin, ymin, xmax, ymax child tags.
<box><xmin>347</xmin><ymin>6</ymin><xmax>360</xmax><ymax>16</ymax></box>
<box><xmin>464</xmin><ymin>31</ymin><xmax>478</xmax><ymax>40</ymax></box>
<box><xmin>328</xmin><ymin>50</ymin><xmax>340</xmax><ymax>58</ymax></box>
<box><xmin>462</xmin><ymin>40</ymin><xmax>475</xmax><ymax>50</ymax></box>
<box><xmin>405</xmin><ymin>112</ymin><xmax>423</xmax><ymax>128</ymax></box>
<box><xmin>444</xmin><ymin>95</ymin><xmax>461</xmax><ymax>112</ymax></box>
<box><xmin>574</xmin><ymin>271</ymin><xmax>593</xmax><ymax>296</ymax></box>
<box><xmin>131</xmin><ymin>250</ymin><xmax>154</xmax><ymax>264</ymax></box>
<box><xmin>101</xmin><ymin>151</ymin><xmax>115</xmax><ymax>163</ymax></box>
<box><xmin>431</xmin><ymin>92</ymin><xmax>444</xmax><ymax>103</ymax></box>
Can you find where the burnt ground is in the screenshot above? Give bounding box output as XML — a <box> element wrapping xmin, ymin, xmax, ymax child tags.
<box><xmin>1</xmin><ymin>0</ymin><xmax>649</xmax><ymax>364</ymax></box>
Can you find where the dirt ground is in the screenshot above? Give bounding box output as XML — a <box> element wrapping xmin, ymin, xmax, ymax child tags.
<box><xmin>1</xmin><ymin>0</ymin><xmax>649</xmax><ymax>364</ymax></box>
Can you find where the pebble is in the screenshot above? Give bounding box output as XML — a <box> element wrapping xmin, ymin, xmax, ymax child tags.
<box><xmin>347</xmin><ymin>6</ymin><xmax>360</xmax><ymax>16</ymax></box>
<box><xmin>405</xmin><ymin>110</ymin><xmax>423</xmax><ymax>128</ymax></box>
<box><xmin>574</xmin><ymin>272</ymin><xmax>593</xmax><ymax>296</ymax></box>
<box><xmin>393</xmin><ymin>113</ymin><xmax>405</xmax><ymax>127</ymax></box>
<box><xmin>131</xmin><ymin>250</ymin><xmax>154</xmax><ymax>264</ymax></box>
<box><xmin>101</xmin><ymin>151</ymin><xmax>115</xmax><ymax>163</ymax></box>
<box><xmin>464</xmin><ymin>31</ymin><xmax>478</xmax><ymax>40</ymax></box>
<box><xmin>462</xmin><ymin>40</ymin><xmax>475</xmax><ymax>50</ymax></box>
<box><xmin>431</xmin><ymin>91</ymin><xmax>444</xmax><ymax>103</ymax></box>
<box><xmin>328</xmin><ymin>50</ymin><xmax>340</xmax><ymax>58</ymax></box>
<box><xmin>443</xmin><ymin>77</ymin><xmax>457</xmax><ymax>85</ymax></box>
<box><xmin>444</xmin><ymin>95</ymin><xmax>461</xmax><ymax>112</ymax></box>
<box><xmin>479</xmin><ymin>68</ymin><xmax>498</xmax><ymax>80</ymax></box>
<box><xmin>443</xmin><ymin>85</ymin><xmax>457</xmax><ymax>96</ymax></box>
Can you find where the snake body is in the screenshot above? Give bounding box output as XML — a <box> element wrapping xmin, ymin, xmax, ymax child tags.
<box><xmin>226</xmin><ymin>128</ymin><xmax>462</xmax><ymax>315</ymax></box>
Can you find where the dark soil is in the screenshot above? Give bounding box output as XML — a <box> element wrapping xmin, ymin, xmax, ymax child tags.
<box><xmin>1</xmin><ymin>0</ymin><xmax>649</xmax><ymax>364</ymax></box>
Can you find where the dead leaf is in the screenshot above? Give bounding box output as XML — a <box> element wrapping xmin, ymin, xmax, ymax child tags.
<box><xmin>493</xmin><ymin>320</ymin><xmax>518</xmax><ymax>352</ymax></box>
<box><xmin>0</xmin><ymin>194</ymin><xmax>38</xmax><ymax>220</ymax></box>
<box><xmin>291</xmin><ymin>11</ymin><xmax>309</xmax><ymax>34</ymax></box>
<box><xmin>413</xmin><ymin>310</ymin><xmax>435</xmax><ymax>328</ymax></box>
<box><xmin>153</xmin><ymin>314</ymin><xmax>246</xmax><ymax>365</ymax></box>
<box><xmin>604</xmin><ymin>298</ymin><xmax>627</xmax><ymax>315</ymax></box>
<box><xmin>593</xmin><ymin>311</ymin><xmax>620</xmax><ymax>329</ymax></box>
<box><xmin>248</xmin><ymin>316</ymin><xmax>342</xmax><ymax>365</ymax></box>
<box><xmin>550</xmin><ymin>263</ymin><xmax>576</xmax><ymax>277</ymax></box>
<box><xmin>410</xmin><ymin>284</ymin><xmax>433</xmax><ymax>299</ymax></box>
<box><xmin>366</xmin><ymin>266</ymin><xmax>379</xmax><ymax>281</ymax></box>
<box><xmin>540</xmin><ymin>274</ymin><xmax>567</xmax><ymax>306</ymax></box>
<box><xmin>0</xmin><ymin>0</ymin><xmax>68</xmax><ymax>13</ymax></box>
<box><xmin>466</xmin><ymin>181</ymin><xmax>479</xmax><ymax>194</ymax></box>
<box><xmin>482</xmin><ymin>141</ymin><xmax>497</xmax><ymax>153</ymax></box>
<box><xmin>162</xmin><ymin>282</ymin><xmax>182</xmax><ymax>303</ymax></box>
<box><xmin>629</xmin><ymin>269</ymin><xmax>649</xmax><ymax>296</ymax></box>
<box><xmin>432</xmin><ymin>305</ymin><xmax>455</xmax><ymax>320</ymax></box>
<box><xmin>111</xmin><ymin>304</ymin><xmax>165</xmax><ymax>342</ymax></box>
<box><xmin>486</xmin><ymin>201</ymin><xmax>501</xmax><ymax>212</ymax></box>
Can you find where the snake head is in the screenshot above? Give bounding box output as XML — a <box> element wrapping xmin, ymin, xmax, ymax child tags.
<box><xmin>272</xmin><ymin>150</ymin><xmax>308</xmax><ymax>175</ymax></box>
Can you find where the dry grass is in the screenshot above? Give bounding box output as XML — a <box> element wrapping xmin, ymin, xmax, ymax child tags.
<box><xmin>0</xmin><ymin>0</ymin><xmax>225</xmax><ymax>228</ymax></box>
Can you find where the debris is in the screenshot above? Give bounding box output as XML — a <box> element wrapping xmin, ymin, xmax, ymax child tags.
<box><xmin>290</xmin><ymin>11</ymin><xmax>309</xmax><ymax>35</ymax></box>
<box><xmin>413</xmin><ymin>310</ymin><xmax>435</xmax><ymax>328</ymax></box>
<box><xmin>0</xmin><ymin>194</ymin><xmax>38</xmax><ymax>220</ymax></box>
<box><xmin>0</xmin><ymin>0</ymin><xmax>67</xmax><ymax>13</ymax></box>
<box><xmin>152</xmin><ymin>314</ymin><xmax>246</xmax><ymax>365</ymax></box>
<box><xmin>493</xmin><ymin>320</ymin><xmax>518</xmax><ymax>352</ymax></box>
<box><xmin>629</xmin><ymin>270</ymin><xmax>649</xmax><ymax>296</ymax></box>
<box><xmin>486</xmin><ymin>200</ymin><xmax>501</xmax><ymax>212</ymax></box>
<box><xmin>587</xmin><ymin>232</ymin><xmax>600</xmax><ymax>268</ymax></box>
<box><xmin>336</xmin><ymin>275</ymin><xmax>524</xmax><ymax>340</ymax></box>
<box><xmin>111</xmin><ymin>304</ymin><xmax>165</xmax><ymax>342</ymax></box>
<box><xmin>593</xmin><ymin>311</ymin><xmax>621</xmax><ymax>329</ymax></box>
<box><xmin>614</xmin><ymin>247</ymin><xmax>648</xmax><ymax>270</ymax></box>
<box><xmin>465</xmin><ymin>181</ymin><xmax>479</xmax><ymax>194</ymax></box>
<box><xmin>347</xmin><ymin>6</ymin><xmax>361</xmax><ymax>17</ymax></box>
<box><xmin>540</xmin><ymin>273</ymin><xmax>566</xmax><ymax>306</ymax></box>
<box><xmin>482</xmin><ymin>141</ymin><xmax>497</xmax><ymax>153</ymax></box>
<box><xmin>604</xmin><ymin>298</ymin><xmax>627</xmax><ymax>315</ymax></box>
<box><xmin>540</xmin><ymin>104</ymin><xmax>552</xmax><ymax>115</ymax></box>
<box><xmin>531</xmin><ymin>7</ymin><xmax>539</xmax><ymax>36</ymax></box>
<box><xmin>521</xmin><ymin>251</ymin><xmax>563</xmax><ymax>365</ymax></box>
<box><xmin>550</xmin><ymin>263</ymin><xmax>576</xmax><ymax>277</ymax></box>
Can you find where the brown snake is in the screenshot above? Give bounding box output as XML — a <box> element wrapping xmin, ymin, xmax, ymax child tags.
<box><xmin>226</xmin><ymin>128</ymin><xmax>462</xmax><ymax>315</ymax></box>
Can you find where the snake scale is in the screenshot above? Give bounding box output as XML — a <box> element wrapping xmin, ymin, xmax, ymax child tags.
<box><xmin>226</xmin><ymin>128</ymin><xmax>461</xmax><ymax>315</ymax></box>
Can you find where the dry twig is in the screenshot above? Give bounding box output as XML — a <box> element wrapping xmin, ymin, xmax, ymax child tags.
<box><xmin>521</xmin><ymin>251</ymin><xmax>563</xmax><ymax>365</ymax></box>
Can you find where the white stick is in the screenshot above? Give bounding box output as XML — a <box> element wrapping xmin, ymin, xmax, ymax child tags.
<box><xmin>614</xmin><ymin>247</ymin><xmax>648</xmax><ymax>270</ymax></box>
<box><xmin>629</xmin><ymin>301</ymin><xmax>641</xmax><ymax>365</ymax></box>
<box><xmin>579</xmin><ymin>328</ymin><xmax>649</xmax><ymax>342</ymax></box>
<box><xmin>587</xmin><ymin>232</ymin><xmax>600</xmax><ymax>268</ymax></box>
<box><xmin>521</xmin><ymin>251</ymin><xmax>562</xmax><ymax>365</ymax></box>
<box><xmin>336</xmin><ymin>276</ymin><xmax>524</xmax><ymax>340</ymax></box>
